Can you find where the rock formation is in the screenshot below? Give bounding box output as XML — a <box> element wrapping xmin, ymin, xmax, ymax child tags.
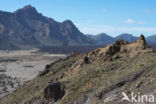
<box><xmin>87</xmin><ymin>35</ymin><xmax>153</xmax><ymax>60</ymax></box>
<box><xmin>43</xmin><ymin>82</ymin><xmax>65</xmax><ymax>103</ymax></box>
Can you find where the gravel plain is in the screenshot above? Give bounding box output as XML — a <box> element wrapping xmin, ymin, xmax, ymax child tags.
<box><xmin>0</xmin><ymin>49</ymin><xmax>66</xmax><ymax>97</ymax></box>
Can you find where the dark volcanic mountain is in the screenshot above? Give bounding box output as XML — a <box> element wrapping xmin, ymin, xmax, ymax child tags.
<box><xmin>147</xmin><ymin>35</ymin><xmax>156</xmax><ymax>43</ymax></box>
<box><xmin>0</xmin><ymin>5</ymin><xmax>155</xmax><ymax>50</ymax></box>
<box><xmin>87</xmin><ymin>33</ymin><xmax>138</xmax><ymax>45</ymax></box>
<box><xmin>0</xmin><ymin>5</ymin><xmax>92</xmax><ymax>49</ymax></box>
<box><xmin>87</xmin><ymin>33</ymin><xmax>115</xmax><ymax>45</ymax></box>
<box><xmin>115</xmin><ymin>33</ymin><xmax>138</xmax><ymax>42</ymax></box>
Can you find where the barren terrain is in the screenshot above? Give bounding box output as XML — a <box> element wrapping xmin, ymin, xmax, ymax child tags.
<box><xmin>0</xmin><ymin>49</ymin><xmax>66</xmax><ymax>97</ymax></box>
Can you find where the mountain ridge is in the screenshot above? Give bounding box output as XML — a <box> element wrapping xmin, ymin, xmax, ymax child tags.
<box><xmin>0</xmin><ymin>5</ymin><xmax>156</xmax><ymax>50</ymax></box>
<box><xmin>0</xmin><ymin>5</ymin><xmax>93</xmax><ymax>49</ymax></box>
<box><xmin>87</xmin><ymin>33</ymin><xmax>156</xmax><ymax>45</ymax></box>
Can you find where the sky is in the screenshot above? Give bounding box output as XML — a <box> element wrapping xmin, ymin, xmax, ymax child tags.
<box><xmin>0</xmin><ymin>0</ymin><xmax>156</xmax><ymax>37</ymax></box>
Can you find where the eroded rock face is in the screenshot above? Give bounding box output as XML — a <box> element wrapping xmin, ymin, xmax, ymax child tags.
<box><xmin>86</xmin><ymin>35</ymin><xmax>154</xmax><ymax>61</ymax></box>
<box><xmin>137</xmin><ymin>34</ymin><xmax>146</xmax><ymax>45</ymax></box>
<box><xmin>43</xmin><ymin>82</ymin><xmax>65</xmax><ymax>102</ymax></box>
<box><xmin>106</xmin><ymin>39</ymin><xmax>128</xmax><ymax>55</ymax></box>
<box><xmin>89</xmin><ymin>35</ymin><xmax>151</xmax><ymax>57</ymax></box>
<box><xmin>135</xmin><ymin>34</ymin><xmax>148</xmax><ymax>49</ymax></box>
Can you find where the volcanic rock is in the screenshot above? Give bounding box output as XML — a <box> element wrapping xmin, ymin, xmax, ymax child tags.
<box><xmin>43</xmin><ymin>82</ymin><xmax>65</xmax><ymax>102</ymax></box>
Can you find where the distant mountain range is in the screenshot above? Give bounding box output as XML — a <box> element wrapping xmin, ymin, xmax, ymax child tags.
<box><xmin>0</xmin><ymin>5</ymin><xmax>156</xmax><ymax>50</ymax></box>
<box><xmin>115</xmin><ymin>33</ymin><xmax>138</xmax><ymax>42</ymax></box>
<box><xmin>86</xmin><ymin>33</ymin><xmax>115</xmax><ymax>45</ymax></box>
<box><xmin>87</xmin><ymin>33</ymin><xmax>156</xmax><ymax>45</ymax></box>
<box><xmin>146</xmin><ymin>35</ymin><xmax>156</xmax><ymax>43</ymax></box>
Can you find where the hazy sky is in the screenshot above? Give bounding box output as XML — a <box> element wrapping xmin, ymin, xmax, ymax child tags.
<box><xmin>0</xmin><ymin>0</ymin><xmax>156</xmax><ymax>37</ymax></box>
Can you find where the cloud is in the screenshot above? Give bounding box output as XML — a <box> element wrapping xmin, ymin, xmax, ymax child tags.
<box><xmin>126</xmin><ymin>18</ymin><xmax>136</xmax><ymax>24</ymax></box>
<box><xmin>125</xmin><ymin>18</ymin><xmax>144</xmax><ymax>25</ymax></box>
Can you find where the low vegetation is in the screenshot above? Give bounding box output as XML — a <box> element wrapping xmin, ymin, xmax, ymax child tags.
<box><xmin>1</xmin><ymin>35</ymin><xmax>156</xmax><ymax>104</ymax></box>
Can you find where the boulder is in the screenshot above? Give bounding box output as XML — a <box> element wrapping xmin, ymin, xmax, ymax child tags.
<box><xmin>83</xmin><ymin>56</ymin><xmax>89</xmax><ymax>64</ymax></box>
<box><xmin>43</xmin><ymin>82</ymin><xmax>65</xmax><ymax>102</ymax></box>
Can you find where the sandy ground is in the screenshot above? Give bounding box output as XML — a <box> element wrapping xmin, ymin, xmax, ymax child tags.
<box><xmin>0</xmin><ymin>49</ymin><xmax>66</xmax><ymax>97</ymax></box>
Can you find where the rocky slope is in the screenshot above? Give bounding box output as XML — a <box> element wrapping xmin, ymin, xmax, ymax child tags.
<box><xmin>0</xmin><ymin>5</ymin><xmax>93</xmax><ymax>49</ymax></box>
<box><xmin>1</xmin><ymin>35</ymin><xmax>156</xmax><ymax>104</ymax></box>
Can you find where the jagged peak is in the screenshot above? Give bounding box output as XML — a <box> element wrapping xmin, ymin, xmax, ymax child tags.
<box><xmin>23</xmin><ymin>5</ymin><xmax>34</xmax><ymax>9</ymax></box>
<box><xmin>14</xmin><ymin>5</ymin><xmax>38</xmax><ymax>13</ymax></box>
<box><xmin>61</xmin><ymin>20</ymin><xmax>79</xmax><ymax>31</ymax></box>
<box><xmin>137</xmin><ymin>34</ymin><xmax>146</xmax><ymax>46</ymax></box>
<box><xmin>62</xmin><ymin>20</ymin><xmax>74</xmax><ymax>25</ymax></box>
<box><xmin>138</xmin><ymin>34</ymin><xmax>146</xmax><ymax>41</ymax></box>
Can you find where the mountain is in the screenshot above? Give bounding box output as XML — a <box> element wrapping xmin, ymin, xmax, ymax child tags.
<box><xmin>147</xmin><ymin>35</ymin><xmax>156</xmax><ymax>43</ymax></box>
<box><xmin>1</xmin><ymin>35</ymin><xmax>156</xmax><ymax>104</ymax></box>
<box><xmin>86</xmin><ymin>33</ymin><xmax>139</xmax><ymax>45</ymax></box>
<box><xmin>0</xmin><ymin>5</ymin><xmax>155</xmax><ymax>50</ymax></box>
<box><xmin>115</xmin><ymin>33</ymin><xmax>138</xmax><ymax>42</ymax></box>
<box><xmin>0</xmin><ymin>5</ymin><xmax>93</xmax><ymax>49</ymax></box>
<box><xmin>87</xmin><ymin>33</ymin><xmax>115</xmax><ymax>45</ymax></box>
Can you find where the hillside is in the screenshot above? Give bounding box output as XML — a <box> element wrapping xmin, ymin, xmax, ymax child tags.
<box><xmin>0</xmin><ymin>5</ymin><xmax>92</xmax><ymax>49</ymax></box>
<box><xmin>1</xmin><ymin>35</ymin><xmax>156</xmax><ymax>104</ymax></box>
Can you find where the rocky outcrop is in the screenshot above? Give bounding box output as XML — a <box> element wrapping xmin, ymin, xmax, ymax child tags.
<box><xmin>43</xmin><ymin>82</ymin><xmax>65</xmax><ymax>103</ymax></box>
<box><xmin>138</xmin><ymin>35</ymin><xmax>146</xmax><ymax>44</ymax></box>
<box><xmin>71</xmin><ymin>51</ymin><xmax>78</xmax><ymax>56</ymax></box>
<box><xmin>39</xmin><ymin>68</ymin><xmax>49</xmax><ymax>76</ymax></box>
<box><xmin>136</xmin><ymin>34</ymin><xmax>147</xmax><ymax>48</ymax></box>
<box><xmin>83</xmin><ymin>56</ymin><xmax>89</xmax><ymax>64</ymax></box>
<box><xmin>106</xmin><ymin>39</ymin><xmax>128</xmax><ymax>55</ymax></box>
<box><xmin>87</xmin><ymin>35</ymin><xmax>153</xmax><ymax>60</ymax></box>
